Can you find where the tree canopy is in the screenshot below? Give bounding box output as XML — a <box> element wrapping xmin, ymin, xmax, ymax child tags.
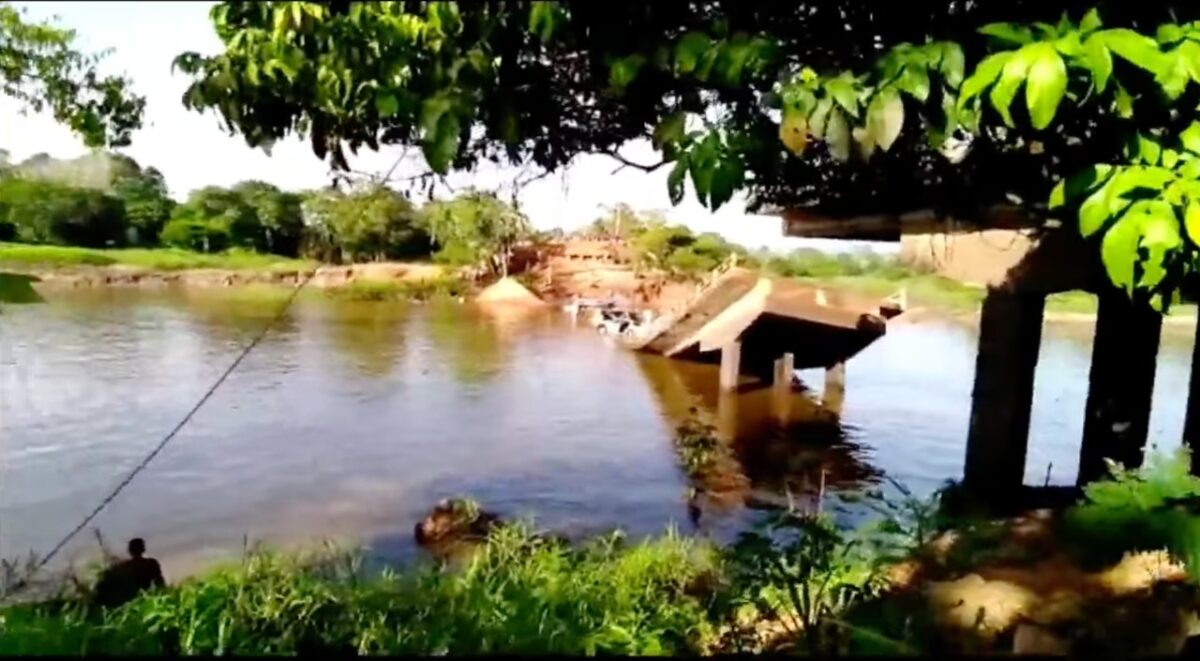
<box><xmin>175</xmin><ymin>1</ymin><xmax>1200</xmax><ymax>309</ymax></box>
<box><xmin>1</xmin><ymin>2</ymin><xmax>144</xmax><ymax>148</ymax></box>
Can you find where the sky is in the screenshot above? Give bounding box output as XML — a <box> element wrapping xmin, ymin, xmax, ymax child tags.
<box><xmin>0</xmin><ymin>1</ymin><xmax>882</xmax><ymax>253</ymax></box>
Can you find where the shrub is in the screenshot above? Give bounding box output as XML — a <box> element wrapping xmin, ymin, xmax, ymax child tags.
<box><xmin>0</xmin><ymin>527</ymin><xmax>716</xmax><ymax>655</ymax></box>
<box><xmin>1063</xmin><ymin>447</ymin><xmax>1200</xmax><ymax>576</ymax></box>
<box><xmin>160</xmin><ymin>216</ymin><xmax>230</xmax><ymax>253</ymax></box>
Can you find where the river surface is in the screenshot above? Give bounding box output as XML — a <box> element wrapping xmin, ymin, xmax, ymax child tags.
<box><xmin>1</xmin><ymin>288</ymin><xmax>1196</xmax><ymax>577</ymax></box>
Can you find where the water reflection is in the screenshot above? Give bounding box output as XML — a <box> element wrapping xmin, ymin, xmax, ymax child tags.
<box><xmin>635</xmin><ymin>354</ymin><xmax>882</xmax><ymax>520</ymax></box>
<box><xmin>314</xmin><ymin>298</ymin><xmax>410</xmax><ymax>378</ymax></box>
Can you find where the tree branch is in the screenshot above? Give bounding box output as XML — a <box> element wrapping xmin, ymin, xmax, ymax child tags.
<box><xmin>603</xmin><ymin>149</ymin><xmax>669</xmax><ymax>175</ymax></box>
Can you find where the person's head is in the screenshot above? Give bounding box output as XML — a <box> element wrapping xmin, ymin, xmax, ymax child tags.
<box><xmin>128</xmin><ymin>538</ymin><xmax>146</xmax><ymax>558</ymax></box>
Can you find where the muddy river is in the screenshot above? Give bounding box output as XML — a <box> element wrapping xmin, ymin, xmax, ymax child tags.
<box><xmin>1</xmin><ymin>288</ymin><xmax>1195</xmax><ymax>576</ymax></box>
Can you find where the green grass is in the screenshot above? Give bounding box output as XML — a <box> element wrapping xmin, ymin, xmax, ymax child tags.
<box><xmin>765</xmin><ymin>251</ymin><xmax>1198</xmax><ymax>318</ymax></box>
<box><xmin>0</xmin><ymin>243</ymin><xmax>314</xmax><ymax>272</ymax></box>
<box><xmin>0</xmin><ymin>526</ymin><xmax>719</xmax><ymax>656</ymax></box>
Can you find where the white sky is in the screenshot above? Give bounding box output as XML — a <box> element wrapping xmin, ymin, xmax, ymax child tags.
<box><xmin>0</xmin><ymin>1</ymin><xmax>883</xmax><ymax>254</ymax></box>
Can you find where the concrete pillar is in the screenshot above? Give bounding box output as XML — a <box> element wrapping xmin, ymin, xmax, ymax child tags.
<box><xmin>772</xmin><ymin>353</ymin><xmax>795</xmax><ymax>424</ymax></box>
<box><xmin>719</xmin><ymin>340</ymin><xmax>741</xmax><ymax>393</ymax></box>
<box><xmin>824</xmin><ymin>361</ymin><xmax>846</xmax><ymax>414</ymax></box>
<box><xmin>1183</xmin><ymin>321</ymin><xmax>1200</xmax><ymax>474</ymax></box>
<box><xmin>964</xmin><ymin>290</ymin><xmax>1045</xmax><ymax>495</ymax></box>
<box><xmin>1077</xmin><ymin>291</ymin><xmax>1162</xmax><ymax>484</ymax></box>
<box><xmin>717</xmin><ymin>390</ymin><xmax>739</xmax><ymax>441</ymax></box>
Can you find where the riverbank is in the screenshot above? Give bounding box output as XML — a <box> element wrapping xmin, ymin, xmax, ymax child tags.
<box><xmin>5</xmin><ymin>243</ymin><xmax>1198</xmax><ymax>329</ymax></box>
<box><xmin>7</xmin><ymin>451</ymin><xmax>1200</xmax><ymax>656</ymax></box>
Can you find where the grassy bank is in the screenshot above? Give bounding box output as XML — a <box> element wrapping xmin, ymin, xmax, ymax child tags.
<box><xmin>7</xmin><ymin>448</ymin><xmax>1200</xmax><ymax>656</ymax></box>
<box><xmin>0</xmin><ymin>243</ymin><xmax>314</xmax><ymax>272</ymax></box>
<box><xmin>765</xmin><ymin>249</ymin><xmax>1198</xmax><ymax>318</ymax></box>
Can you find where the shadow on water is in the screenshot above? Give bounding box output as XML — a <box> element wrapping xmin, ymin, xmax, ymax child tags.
<box><xmin>0</xmin><ymin>273</ymin><xmax>44</xmax><ymax>305</ymax></box>
<box><xmin>635</xmin><ymin>353</ymin><xmax>883</xmax><ymax>517</ymax></box>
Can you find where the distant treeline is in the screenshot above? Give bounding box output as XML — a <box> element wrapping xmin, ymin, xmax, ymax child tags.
<box><xmin>0</xmin><ymin>150</ymin><xmax>533</xmax><ymax>273</ymax></box>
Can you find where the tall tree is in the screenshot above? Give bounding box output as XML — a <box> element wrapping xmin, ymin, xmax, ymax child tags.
<box><xmin>177</xmin><ymin>2</ymin><xmax>1200</xmax><ymax>307</ymax></box>
<box><xmin>421</xmin><ymin>190</ymin><xmax>532</xmax><ymax>277</ymax></box>
<box><xmin>1</xmin><ymin>2</ymin><xmax>144</xmax><ymax>147</ymax></box>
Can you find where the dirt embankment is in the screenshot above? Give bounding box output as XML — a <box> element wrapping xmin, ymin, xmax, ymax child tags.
<box><xmin>3</xmin><ymin>262</ymin><xmax>453</xmax><ymax>291</ymax></box>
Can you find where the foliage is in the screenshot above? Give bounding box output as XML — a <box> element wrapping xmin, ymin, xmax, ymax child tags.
<box><xmin>0</xmin><ymin>2</ymin><xmax>144</xmax><ymax>147</ymax></box>
<box><xmin>231</xmin><ymin>181</ymin><xmax>304</xmax><ymax>256</ymax></box>
<box><xmin>178</xmin><ymin>2</ymin><xmax>1200</xmax><ymax>309</ymax></box>
<box><xmin>323</xmin><ymin>275</ymin><xmax>470</xmax><ymax>302</ymax></box>
<box><xmin>0</xmin><ymin>527</ymin><xmax>716</xmax><ymax>656</ymax></box>
<box><xmin>0</xmin><ymin>177</ymin><xmax>126</xmax><ymax>247</ymax></box>
<box><xmin>718</xmin><ymin>510</ymin><xmax>885</xmax><ymax>655</ymax></box>
<box><xmin>301</xmin><ymin>185</ymin><xmax>428</xmax><ymax>263</ymax></box>
<box><xmin>420</xmin><ymin>190</ymin><xmax>531</xmax><ymax>276</ymax></box>
<box><xmin>1063</xmin><ymin>446</ymin><xmax>1200</xmax><ymax>576</ymax></box>
<box><xmin>111</xmin><ymin>168</ymin><xmax>173</xmax><ymax>245</ymax></box>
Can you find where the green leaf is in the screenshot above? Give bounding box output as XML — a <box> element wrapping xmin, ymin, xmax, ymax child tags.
<box><xmin>898</xmin><ymin>66</ymin><xmax>931</xmax><ymax>102</ymax></box>
<box><xmin>1101</xmin><ymin>209</ymin><xmax>1142</xmax><ymax>293</ymax></box>
<box><xmin>808</xmin><ymin>97</ymin><xmax>833</xmax><ymax>140</ymax></box>
<box><xmin>853</xmin><ymin>125</ymin><xmax>876</xmax><ymax>160</ymax></box>
<box><xmin>1178</xmin><ymin>41</ymin><xmax>1200</xmax><ymax>82</ymax></box>
<box><xmin>826</xmin><ymin>77</ymin><xmax>860</xmax><ymax>118</ymax></box>
<box><xmin>1185</xmin><ymin>202</ymin><xmax>1200</xmax><ymax>246</ymax></box>
<box><xmin>1048</xmin><ymin>164</ymin><xmax>1113</xmax><ymax>209</ymax></box>
<box><xmin>653</xmin><ymin>112</ymin><xmax>686</xmax><ymax>148</ymax></box>
<box><xmin>979</xmin><ymin>23</ymin><xmax>1034</xmax><ymax>46</ymax></box>
<box><xmin>867</xmin><ymin>87</ymin><xmax>904</xmax><ymax>151</ymax></box>
<box><xmin>989</xmin><ymin>46</ymin><xmax>1035</xmax><ymax>126</ymax></box>
<box><xmin>609</xmin><ymin>54</ymin><xmax>646</xmax><ymax>91</ymax></box>
<box><xmin>1158</xmin><ymin>24</ymin><xmax>1187</xmax><ymax>46</ymax></box>
<box><xmin>1163</xmin><ymin>148</ymin><xmax>1181</xmax><ymax>169</ymax></box>
<box><xmin>1136</xmin><ymin>201</ymin><xmax>1183</xmax><ymax>289</ymax></box>
<box><xmin>939</xmin><ymin>43</ymin><xmax>966</xmax><ymax>88</ymax></box>
<box><xmin>688</xmin><ymin>134</ymin><xmax>719</xmax><ymax>204</ymax></box>
<box><xmin>824</xmin><ymin>108</ymin><xmax>851</xmax><ymax>161</ymax></box>
<box><xmin>1080</xmin><ymin>8</ymin><xmax>1103</xmax><ymax>34</ymax></box>
<box><xmin>528</xmin><ymin>2</ymin><xmax>562</xmax><ymax>42</ymax></box>
<box><xmin>1079</xmin><ymin>182</ymin><xmax>1116</xmax><ymax>238</ymax></box>
<box><xmin>1082</xmin><ymin>34</ymin><xmax>1113</xmax><ymax>92</ymax></box>
<box><xmin>1137</xmin><ymin>134</ymin><xmax>1163</xmax><ymax>165</ymax></box>
<box><xmin>667</xmin><ymin>157</ymin><xmax>688</xmax><ymax>205</ymax></box>
<box><xmin>1103</xmin><ymin>29</ymin><xmax>1169</xmax><ymax>75</ymax></box>
<box><xmin>1180</xmin><ymin>157</ymin><xmax>1200</xmax><ymax>180</ymax></box>
<box><xmin>778</xmin><ymin>112</ymin><xmax>808</xmax><ymax>155</ymax></box>
<box><xmin>1182</xmin><ymin>122</ymin><xmax>1200</xmax><ymax>155</ymax></box>
<box><xmin>1114</xmin><ymin>83</ymin><xmax>1134</xmax><ymax>118</ymax></box>
<box><xmin>423</xmin><ymin>109</ymin><xmax>460</xmax><ymax>174</ymax></box>
<box><xmin>675</xmin><ymin>32</ymin><xmax>711</xmax><ymax>75</ymax></box>
<box><xmin>1025</xmin><ymin>44</ymin><xmax>1067</xmax><ymax>129</ymax></box>
<box><xmin>375</xmin><ymin>92</ymin><xmax>399</xmax><ymax>118</ymax></box>
<box><xmin>710</xmin><ymin>156</ymin><xmax>743</xmax><ymax>209</ymax></box>
<box><xmin>958</xmin><ymin>52</ymin><xmax>1012</xmax><ymax>109</ymax></box>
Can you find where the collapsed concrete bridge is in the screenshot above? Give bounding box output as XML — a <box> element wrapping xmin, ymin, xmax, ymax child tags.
<box><xmin>626</xmin><ymin>267</ymin><xmax>903</xmax><ymax>403</ymax></box>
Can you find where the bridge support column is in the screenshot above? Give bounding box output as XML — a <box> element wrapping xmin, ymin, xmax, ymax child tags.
<box><xmin>964</xmin><ymin>289</ymin><xmax>1044</xmax><ymax>496</ymax></box>
<box><xmin>1184</xmin><ymin>321</ymin><xmax>1200</xmax><ymax>475</ymax></box>
<box><xmin>824</xmin><ymin>361</ymin><xmax>845</xmax><ymax>414</ymax></box>
<box><xmin>772</xmin><ymin>352</ymin><xmax>795</xmax><ymax>424</ymax></box>
<box><xmin>719</xmin><ymin>340</ymin><xmax>741</xmax><ymax>392</ymax></box>
<box><xmin>1077</xmin><ymin>291</ymin><xmax>1161</xmax><ymax>485</ymax></box>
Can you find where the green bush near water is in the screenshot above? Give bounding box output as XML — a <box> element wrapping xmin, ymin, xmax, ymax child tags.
<box><xmin>0</xmin><ymin>526</ymin><xmax>718</xmax><ymax>656</ymax></box>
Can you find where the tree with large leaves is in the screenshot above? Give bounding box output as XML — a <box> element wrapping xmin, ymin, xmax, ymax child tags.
<box><xmin>177</xmin><ymin>2</ymin><xmax>1200</xmax><ymax>309</ymax></box>
<box><xmin>1</xmin><ymin>2</ymin><xmax>144</xmax><ymax>148</ymax></box>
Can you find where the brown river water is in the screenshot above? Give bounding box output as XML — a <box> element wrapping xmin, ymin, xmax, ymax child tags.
<box><xmin>0</xmin><ymin>288</ymin><xmax>1196</xmax><ymax>578</ymax></box>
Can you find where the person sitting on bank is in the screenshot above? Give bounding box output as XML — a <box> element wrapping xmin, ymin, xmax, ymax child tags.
<box><xmin>93</xmin><ymin>538</ymin><xmax>165</xmax><ymax>609</ymax></box>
